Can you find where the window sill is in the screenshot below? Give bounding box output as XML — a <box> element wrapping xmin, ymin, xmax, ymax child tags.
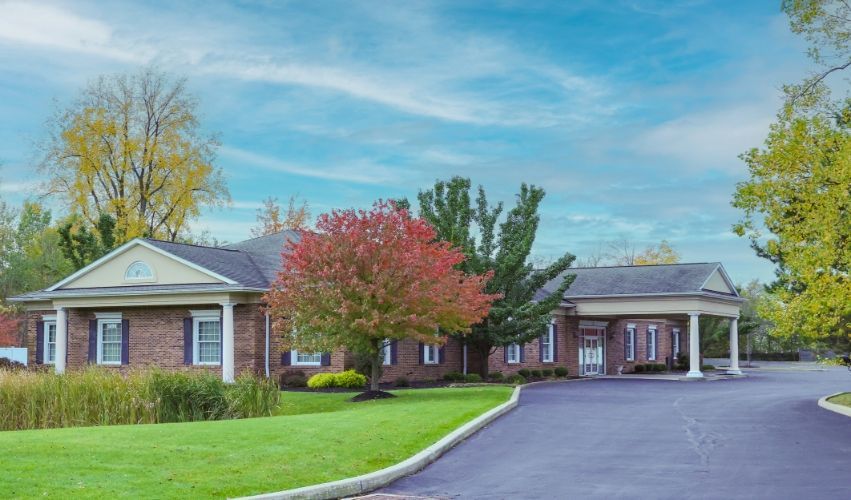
<box><xmin>293</xmin><ymin>362</ymin><xmax>322</xmax><ymax>367</ymax></box>
<box><xmin>195</xmin><ymin>362</ymin><xmax>222</xmax><ymax>366</ymax></box>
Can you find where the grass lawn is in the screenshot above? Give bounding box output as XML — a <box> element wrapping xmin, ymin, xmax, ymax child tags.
<box><xmin>828</xmin><ymin>392</ymin><xmax>851</xmax><ymax>408</ymax></box>
<box><xmin>0</xmin><ymin>386</ymin><xmax>511</xmax><ymax>499</ymax></box>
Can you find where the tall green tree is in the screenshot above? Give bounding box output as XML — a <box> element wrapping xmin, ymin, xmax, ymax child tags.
<box><xmin>57</xmin><ymin>213</ymin><xmax>117</xmax><ymax>270</ymax></box>
<box><xmin>733</xmin><ymin>103</ymin><xmax>850</xmax><ymax>351</ymax></box>
<box><xmin>417</xmin><ymin>177</ymin><xmax>575</xmax><ymax>377</ymax></box>
<box><xmin>0</xmin><ymin>200</ymin><xmax>73</xmax><ymax>301</ymax></box>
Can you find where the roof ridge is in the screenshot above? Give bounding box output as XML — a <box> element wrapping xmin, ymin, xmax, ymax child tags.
<box><xmin>144</xmin><ymin>238</ymin><xmax>240</xmax><ymax>252</ymax></box>
<box><xmin>568</xmin><ymin>262</ymin><xmax>717</xmax><ymax>270</ymax></box>
<box><xmin>226</xmin><ymin>229</ymin><xmax>299</xmax><ymax>247</ymax></box>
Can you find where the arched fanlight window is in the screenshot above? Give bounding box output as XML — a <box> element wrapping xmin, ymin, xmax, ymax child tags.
<box><xmin>125</xmin><ymin>261</ymin><xmax>154</xmax><ymax>280</ymax></box>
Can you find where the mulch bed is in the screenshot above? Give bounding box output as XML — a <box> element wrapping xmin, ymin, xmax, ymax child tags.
<box><xmin>350</xmin><ymin>390</ymin><xmax>396</xmax><ymax>402</ymax></box>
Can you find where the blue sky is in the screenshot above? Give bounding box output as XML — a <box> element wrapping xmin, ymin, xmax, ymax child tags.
<box><xmin>0</xmin><ymin>1</ymin><xmax>812</xmax><ymax>284</ymax></box>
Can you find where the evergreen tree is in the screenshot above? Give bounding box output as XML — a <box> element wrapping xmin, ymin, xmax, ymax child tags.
<box><xmin>418</xmin><ymin>177</ymin><xmax>575</xmax><ymax>377</ymax></box>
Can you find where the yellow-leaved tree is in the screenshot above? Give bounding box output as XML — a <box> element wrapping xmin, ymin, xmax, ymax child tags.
<box><xmin>39</xmin><ymin>67</ymin><xmax>229</xmax><ymax>243</ymax></box>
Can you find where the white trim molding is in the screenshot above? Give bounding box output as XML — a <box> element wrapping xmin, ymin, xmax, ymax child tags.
<box><xmin>94</xmin><ymin>312</ymin><xmax>122</xmax><ymax>320</ymax></box>
<box><xmin>46</xmin><ymin>238</ymin><xmax>237</xmax><ymax>291</ymax></box>
<box><xmin>579</xmin><ymin>320</ymin><xmax>609</xmax><ymax>328</ymax></box>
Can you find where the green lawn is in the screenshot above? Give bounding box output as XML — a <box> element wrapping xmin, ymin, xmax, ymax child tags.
<box><xmin>0</xmin><ymin>386</ymin><xmax>512</xmax><ymax>499</ymax></box>
<box><xmin>828</xmin><ymin>392</ymin><xmax>851</xmax><ymax>408</ymax></box>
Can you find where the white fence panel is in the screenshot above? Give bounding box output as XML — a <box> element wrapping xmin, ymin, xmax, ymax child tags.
<box><xmin>0</xmin><ymin>347</ymin><xmax>28</xmax><ymax>366</ymax></box>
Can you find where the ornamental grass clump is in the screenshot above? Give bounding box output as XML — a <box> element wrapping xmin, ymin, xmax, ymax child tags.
<box><xmin>0</xmin><ymin>367</ymin><xmax>279</xmax><ymax>431</ymax></box>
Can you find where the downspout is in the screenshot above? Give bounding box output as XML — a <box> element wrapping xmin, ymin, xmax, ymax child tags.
<box><xmin>463</xmin><ymin>343</ymin><xmax>468</xmax><ymax>375</ymax></box>
<box><xmin>265</xmin><ymin>312</ymin><xmax>270</xmax><ymax>379</ymax></box>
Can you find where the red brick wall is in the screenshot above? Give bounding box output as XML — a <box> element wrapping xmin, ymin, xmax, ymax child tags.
<box><xmin>25</xmin><ymin>305</ymin><xmax>266</xmax><ymax>376</ymax></box>
<box><xmin>485</xmin><ymin>315</ymin><xmax>687</xmax><ymax>376</ymax></box>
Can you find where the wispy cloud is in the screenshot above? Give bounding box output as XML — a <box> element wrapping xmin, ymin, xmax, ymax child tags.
<box><xmin>0</xmin><ymin>1</ymin><xmax>145</xmax><ymax>62</ymax></box>
<box><xmin>219</xmin><ymin>146</ymin><xmax>404</xmax><ymax>185</ymax></box>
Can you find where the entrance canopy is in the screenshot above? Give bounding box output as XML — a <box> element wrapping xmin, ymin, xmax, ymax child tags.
<box><xmin>538</xmin><ymin>263</ymin><xmax>744</xmax><ymax>378</ymax></box>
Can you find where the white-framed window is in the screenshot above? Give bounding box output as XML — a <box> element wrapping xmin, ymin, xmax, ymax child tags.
<box><xmin>542</xmin><ymin>323</ymin><xmax>554</xmax><ymax>362</ymax></box>
<box><xmin>195</xmin><ymin>318</ymin><xmax>221</xmax><ymax>365</ymax></box>
<box><xmin>647</xmin><ymin>326</ymin><xmax>657</xmax><ymax>361</ymax></box>
<box><xmin>423</xmin><ymin>344</ymin><xmax>439</xmax><ymax>364</ymax></box>
<box><xmin>124</xmin><ymin>261</ymin><xmax>154</xmax><ymax>281</ymax></box>
<box><xmin>44</xmin><ymin>321</ymin><xmax>57</xmax><ymax>364</ymax></box>
<box><xmin>672</xmin><ymin>328</ymin><xmax>681</xmax><ymax>355</ymax></box>
<box><xmin>382</xmin><ymin>339</ymin><xmax>392</xmax><ymax>366</ymax></box>
<box><xmin>506</xmin><ymin>343</ymin><xmax>521</xmax><ymax>364</ymax></box>
<box><xmin>97</xmin><ymin>318</ymin><xmax>123</xmax><ymax>365</ymax></box>
<box><xmin>625</xmin><ymin>325</ymin><xmax>636</xmax><ymax>361</ymax></box>
<box><xmin>293</xmin><ymin>350</ymin><xmax>322</xmax><ymax>366</ymax></box>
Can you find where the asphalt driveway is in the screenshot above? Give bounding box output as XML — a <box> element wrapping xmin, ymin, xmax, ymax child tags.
<box><xmin>382</xmin><ymin>368</ymin><xmax>851</xmax><ymax>499</ymax></box>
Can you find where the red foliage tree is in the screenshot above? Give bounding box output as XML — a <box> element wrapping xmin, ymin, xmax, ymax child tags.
<box><xmin>265</xmin><ymin>201</ymin><xmax>499</xmax><ymax>392</ymax></box>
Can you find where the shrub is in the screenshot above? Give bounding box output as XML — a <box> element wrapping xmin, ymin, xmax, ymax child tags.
<box><xmin>0</xmin><ymin>367</ymin><xmax>278</xmax><ymax>431</ymax></box>
<box><xmin>701</xmin><ymin>364</ymin><xmax>716</xmax><ymax>371</ymax></box>
<box><xmin>554</xmin><ymin>366</ymin><xmax>568</xmax><ymax>377</ymax></box>
<box><xmin>0</xmin><ymin>358</ymin><xmax>26</xmax><ymax>371</ymax></box>
<box><xmin>464</xmin><ymin>373</ymin><xmax>483</xmax><ymax>383</ymax></box>
<box><xmin>307</xmin><ymin>373</ymin><xmax>337</xmax><ymax>389</ymax></box>
<box><xmin>394</xmin><ymin>376</ymin><xmax>410</xmax><ymax>387</ymax></box>
<box><xmin>517</xmin><ymin>368</ymin><xmax>531</xmax><ymax>378</ymax></box>
<box><xmin>443</xmin><ymin>371</ymin><xmax>465</xmax><ymax>382</ymax></box>
<box><xmin>541</xmin><ymin>369</ymin><xmax>553</xmax><ymax>377</ymax></box>
<box><xmin>334</xmin><ymin>370</ymin><xmax>367</xmax><ymax>388</ymax></box>
<box><xmin>530</xmin><ymin>369</ymin><xmax>542</xmax><ymax>378</ymax></box>
<box><xmin>504</xmin><ymin>374</ymin><xmax>526</xmax><ymax>385</ymax></box>
<box><xmin>634</xmin><ymin>364</ymin><xmax>645</xmax><ymax>373</ymax></box>
<box><xmin>488</xmin><ymin>372</ymin><xmax>504</xmax><ymax>381</ymax></box>
<box><xmin>280</xmin><ymin>370</ymin><xmax>307</xmax><ymax>388</ymax></box>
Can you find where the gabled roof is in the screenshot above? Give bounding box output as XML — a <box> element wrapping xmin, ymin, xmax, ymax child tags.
<box><xmin>11</xmin><ymin>231</ymin><xmax>301</xmax><ymax>302</ymax></box>
<box><xmin>535</xmin><ymin>262</ymin><xmax>739</xmax><ymax>302</ymax></box>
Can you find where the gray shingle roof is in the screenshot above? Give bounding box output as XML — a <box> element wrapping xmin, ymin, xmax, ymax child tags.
<box><xmin>143</xmin><ymin>239</ymin><xmax>270</xmax><ymax>288</ymax></box>
<box><xmin>222</xmin><ymin>230</ymin><xmax>301</xmax><ymax>285</ymax></box>
<box><xmin>535</xmin><ymin>262</ymin><xmax>735</xmax><ymax>302</ymax></box>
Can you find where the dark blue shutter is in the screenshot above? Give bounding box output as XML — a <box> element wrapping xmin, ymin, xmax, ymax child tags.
<box><xmin>219</xmin><ymin>315</ymin><xmax>223</xmax><ymax>365</ymax></box>
<box><xmin>281</xmin><ymin>351</ymin><xmax>291</xmax><ymax>366</ymax></box>
<box><xmin>438</xmin><ymin>345</ymin><xmax>446</xmax><ymax>364</ymax></box>
<box><xmin>391</xmin><ymin>340</ymin><xmax>398</xmax><ymax>365</ymax></box>
<box><xmin>646</xmin><ymin>329</ymin><xmax>650</xmax><ymax>360</ymax></box>
<box><xmin>654</xmin><ymin>330</ymin><xmax>658</xmax><ymax>360</ymax></box>
<box><xmin>503</xmin><ymin>345</ymin><xmax>508</xmax><ymax>363</ymax></box>
<box><xmin>624</xmin><ymin>329</ymin><xmax>629</xmax><ymax>361</ymax></box>
<box><xmin>519</xmin><ymin>344</ymin><xmax>525</xmax><ymax>363</ymax></box>
<box><xmin>553</xmin><ymin>324</ymin><xmax>558</xmax><ymax>362</ymax></box>
<box><xmin>321</xmin><ymin>353</ymin><xmax>331</xmax><ymax>366</ymax></box>
<box><xmin>35</xmin><ymin>321</ymin><xmax>44</xmax><ymax>364</ymax></box>
<box><xmin>121</xmin><ymin>319</ymin><xmax>130</xmax><ymax>365</ymax></box>
<box><xmin>539</xmin><ymin>334</ymin><xmax>544</xmax><ymax>362</ymax></box>
<box><xmin>65</xmin><ymin>318</ymin><xmax>69</xmax><ymax>365</ymax></box>
<box><xmin>418</xmin><ymin>342</ymin><xmax>424</xmax><ymax>364</ymax></box>
<box><xmin>183</xmin><ymin>318</ymin><xmax>192</xmax><ymax>365</ymax></box>
<box><xmin>88</xmin><ymin>320</ymin><xmax>97</xmax><ymax>364</ymax></box>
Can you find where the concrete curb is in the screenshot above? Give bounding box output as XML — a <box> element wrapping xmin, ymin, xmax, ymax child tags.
<box><xmin>817</xmin><ymin>392</ymin><xmax>851</xmax><ymax>418</ymax></box>
<box><xmin>239</xmin><ymin>385</ymin><xmax>522</xmax><ymax>500</ymax></box>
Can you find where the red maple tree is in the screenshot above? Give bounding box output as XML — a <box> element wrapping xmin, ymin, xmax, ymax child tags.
<box><xmin>265</xmin><ymin>201</ymin><xmax>499</xmax><ymax>392</ymax></box>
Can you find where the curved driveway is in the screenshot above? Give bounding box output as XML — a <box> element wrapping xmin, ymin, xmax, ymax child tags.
<box><xmin>382</xmin><ymin>368</ymin><xmax>851</xmax><ymax>499</ymax></box>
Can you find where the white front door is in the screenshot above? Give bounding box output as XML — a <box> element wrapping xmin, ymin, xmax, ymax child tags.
<box><xmin>583</xmin><ymin>336</ymin><xmax>601</xmax><ymax>375</ymax></box>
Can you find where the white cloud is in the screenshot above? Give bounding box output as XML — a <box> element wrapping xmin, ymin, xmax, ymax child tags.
<box><xmin>0</xmin><ymin>180</ymin><xmax>39</xmax><ymax>193</ymax></box>
<box><xmin>629</xmin><ymin>103</ymin><xmax>774</xmax><ymax>173</ymax></box>
<box><xmin>219</xmin><ymin>146</ymin><xmax>404</xmax><ymax>185</ymax></box>
<box><xmin>0</xmin><ymin>1</ymin><xmax>145</xmax><ymax>62</ymax></box>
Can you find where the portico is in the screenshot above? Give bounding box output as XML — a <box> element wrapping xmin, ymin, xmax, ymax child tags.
<box><xmin>537</xmin><ymin>263</ymin><xmax>745</xmax><ymax>378</ymax></box>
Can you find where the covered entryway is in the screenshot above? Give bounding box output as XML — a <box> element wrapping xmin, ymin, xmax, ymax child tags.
<box><xmin>579</xmin><ymin>325</ymin><xmax>605</xmax><ymax>376</ymax></box>
<box><xmin>546</xmin><ymin>263</ymin><xmax>745</xmax><ymax>378</ymax></box>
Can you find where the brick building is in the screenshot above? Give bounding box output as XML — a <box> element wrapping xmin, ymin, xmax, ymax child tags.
<box><xmin>11</xmin><ymin>231</ymin><xmax>744</xmax><ymax>382</ymax></box>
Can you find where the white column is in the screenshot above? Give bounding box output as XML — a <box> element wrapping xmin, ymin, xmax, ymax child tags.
<box><xmin>221</xmin><ymin>303</ymin><xmax>235</xmax><ymax>383</ymax></box>
<box><xmin>687</xmin><ymin>312</ymin><xmax>703</xmax><ymax>378</ymax></box>
<box><xmin>727</xmin><ymin>317</ymin><xmax>742</xmax><ymax>375</ymax></box>
<box><xmin>55</xmin><ymin>307</ymin><xmax>67</xmax><ymax>375</ymax></box>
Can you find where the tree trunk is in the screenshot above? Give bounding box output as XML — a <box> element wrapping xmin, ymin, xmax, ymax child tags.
<box><xmin>370</xmin><ymin>339</ymin><xmax>383</xmax><ymax>391</ymax></box>
<box><xmin>476</xmin><ymin>341</ymin><xmax>492</xmax><ymax>379</ymax></box>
